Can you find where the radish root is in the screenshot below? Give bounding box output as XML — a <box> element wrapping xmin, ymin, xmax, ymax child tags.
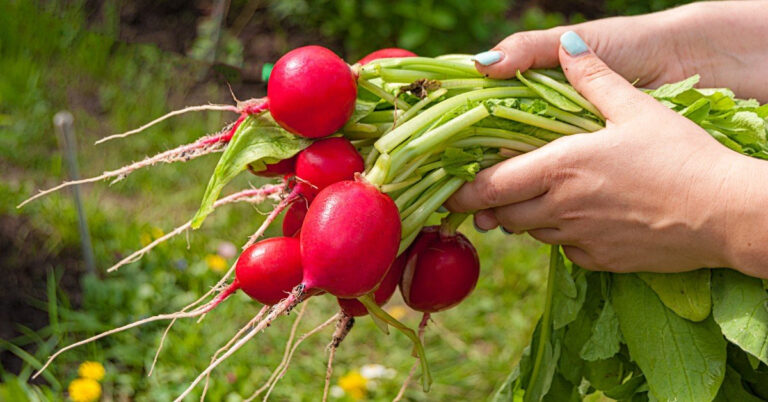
<box><xmin>245</xmin><ymin>312</ymin><xmax>339</xmax><ymax>402</ymax></box>
<box><xmin>108</xmin><ymin>184</ymin><xmax>285</xmax><ymax>273</ymax></box>
<box><xmin>174</xmin><ymin>288</ymin><xmax>302</xmax><ymax>402</ymax></box>
<box><xmin>242</xmin><ymin>184</ymin><xmax>307</xmax><ymax>249</ymax></box>
<box><xmin>199</xmin><ymin>304</ymin><xmax>271</xmax><ymax>401</ymax></box>
<box><xmin>259</xmin><ymin>301</ymin><xmax>312</xmax><ymax>401</ymax></box>
<box><xmin>322</xmin><ymin>313</ymin><xmax>355</xmax><ymax>402</ymax></box>
<box><xmin>393</xmin><ymin>313</ymin><xmax>430</xmax><ymax>402</ymax></box>
<box><xmin>33</xmin><ymin>281</ymin><xmax>239</xmax><ymax>380</ymax></box>
<box><xmin>95</xmin><ymin>104</ymin><xmax>239</xmax><ymax>145</ymax></box>
<box><xmin>18</xmin><ymin>126</ymin><xmax>236</xmax><ymax>209</ymax></box>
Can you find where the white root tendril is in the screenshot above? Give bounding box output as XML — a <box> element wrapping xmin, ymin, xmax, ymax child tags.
<box><xmin>95</xmin><ymin>104</ymin><xmax>238</xmax><ymax>145</ymax></box>
<box><xmin>244</xmin><ymin>313</ymin><xmax>339</xmax><ymax>402</ymax></box>
<box><xmin>149</xmin><ymin>264</ymin><xmax>237</xmax><ymax>376</ymax></box>
<box><xmin>243</xmin><ymin>186</ymin><xmax>304</xmax><ymax>249</ymax></box>
<box><xmin>393</xmin><ymin>313</ymin><xmax>430</xmax><ymax>402</ymax></box>
<box><xmin>18</xmin><ymin>127</ymin><xmax>235</xmax><ymax>209</ymax></box>
<box><xmin>174</xmin><ymin>292</ymin><xmax>300</xmax><ymax>402</ymax></box>
<box><xmin>199</xmin><ymin>305</ymin><xmax>270</xmax><ymax>401</ymax></box>
<box><xmin>108</xmin><ymin>183</ymin><xmax>286</xmax><ymax>273</ymax></box>
<box><xmin>260</xmin><ymin>301</ymin><xmax>311</xmax><ymax>401</ymax></box>
<box><xmin>34</xmin><ymin>279</ymin><xmax>238</xmax><ymax>380</ymax></box>
<box><xmin>322</xmin><ymin>313</ymin><xmax>355</xmax><ymax>402</ymax></box>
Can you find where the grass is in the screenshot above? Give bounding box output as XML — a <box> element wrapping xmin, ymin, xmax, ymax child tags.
<box><xmin>0</xmin><ymin>1</ymin><xmax>548</xmax><ymax>400</ymax></box>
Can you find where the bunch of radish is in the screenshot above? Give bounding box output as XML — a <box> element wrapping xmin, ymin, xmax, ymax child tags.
<box><xmin>23</xmin><ymin>41</ymin><xmax>768</xmax><ymax>400</ymax></box>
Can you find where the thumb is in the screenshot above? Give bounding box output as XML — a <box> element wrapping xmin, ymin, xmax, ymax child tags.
<box><xmin>558</xmin><ymin>31</ymin><xmax>658</xmax><ymax>123</ymax></box>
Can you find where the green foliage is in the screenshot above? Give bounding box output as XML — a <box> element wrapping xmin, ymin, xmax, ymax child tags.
<box><xmin>191</xmin><ymin>114</ymin><xmax>310</xmax><ymax>228</ymax></box>
<box><xmin>267</xmin><ymin>0</ymin><xmax>513</xmax><ymax>58</ymax></box>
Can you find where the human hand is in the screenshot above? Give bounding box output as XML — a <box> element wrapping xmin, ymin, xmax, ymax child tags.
<box><xmin>471</xmin><ymin>1</ymin><xmax>768</xmax><ymax>102</ymax></box>
<box><xmin>447</xmin><ymin>31</ymin><xmax>768</xmax><ymax>275</ymax></box>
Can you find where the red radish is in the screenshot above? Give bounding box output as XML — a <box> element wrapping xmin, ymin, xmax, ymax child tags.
<box><xmin>268</xmin><ymin>46</ymin><xmax>358</xmax><ymax>138</ymax></box>
<box><xmin>300</xmin><ymin>180</ymin><xmax>401</xmax><ymax>298</ymax></box>
<box><xmin>400</xmin><ymin>227</ymin><xmax>480</xmax><ymax>313</ymax></box>
<box><xmin>358</xmin><ymin>48</ymin><xmax>417</xmax><ymax>65</ymax></box>
<box><xmin>295</xmin><ymin>138</ymin><xmax>364</xmax><ymax>190</ymax></box>
<box><xmin>235</xmin><ymin>237</ymin><xmax>303</xmax><ymax>306</ymax></box>
<box><xmin>338</xmin><ymin>254</ymin><xmax>407</xmax><ymax>317</ymax></box>
<box><xmin>282</xmin><ymin>200</ymin><xmax>308</xmax><ymax>237</ymax></box>
<box><xmin>249</xmin><ymin>155</ymin><xmax>297</xmax><ymax>177</ymax></box>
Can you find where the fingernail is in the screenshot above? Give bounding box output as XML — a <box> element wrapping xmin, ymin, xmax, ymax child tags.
<box><xmin>499</xmin><ymin>227</ymin><xmax>513</xmax><ymax>235</ymax></box>
<box><xmin>437</xmin><ymin>205</ymin><xmax>448</xmax><ymax>213</ymax></box>
<box><xmin>473</xmin><ymin>220</ymin><xmax>488</xmax><ymax>233</ymax></box>
<box><xmin>472</xmin><ymin>50</ymin><xmax>503</xmax><ymax>66</ymax></box>
<box><xmin>560</xmin><ymin>31</ymin><xmax>589</xmax><ymax>56</ymax></box>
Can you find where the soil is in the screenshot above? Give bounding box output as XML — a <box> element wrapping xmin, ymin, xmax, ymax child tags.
<box><xmin>0</xmin><ymin>214</ymin><xmax>85</xmax><ymax>375</ymax></box>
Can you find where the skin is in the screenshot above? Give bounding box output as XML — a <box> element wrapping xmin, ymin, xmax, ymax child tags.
<box><xmin>446</xmin><ymin>1</ymin><xmax>768</xmax><ymax>278</ymax></box>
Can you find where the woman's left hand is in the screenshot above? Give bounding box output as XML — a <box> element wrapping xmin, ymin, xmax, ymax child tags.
<box><xmin>446</xmin><ymin>32</ymin><xmax>768</xmax><ymax>276</ymax></box>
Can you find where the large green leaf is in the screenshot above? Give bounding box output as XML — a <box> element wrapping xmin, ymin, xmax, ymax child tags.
<box><xmin>712</xmin><ymin>269</ymin><xmax>768</xmax><ymax>365</ymax></box>
<box><xmin>580</xmin><ymin>299</ymin><xmax>622</xmax><ymax>361</ymax></box>
<box><xmin>713</xmin><ymin>366</ymin><xmax>763</xmax><ymax>402</ymax></box>
<box><xmin>612</xmin><ymin>274</ymin><xmax>726</xmax><ymax>402</ymax></box>
<box><xmin>552</xmin><ymin>260</ymin><xmax>587</xmax><ymax>330</ymax></box>
<box><xmin>637</xmin><ymin>270</ymin><xmax>712</xmax><ymax>322</ymax></box>
<box><xmin>191</xmin><ymin>113</ymin><xmax>311</xmax><ymax>228</ymax></box>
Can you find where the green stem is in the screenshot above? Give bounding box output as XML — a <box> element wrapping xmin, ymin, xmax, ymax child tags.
<box><xmin>367</xmin><ymin>57</ymin><xmax>482</xmax><ymax>77</ymax></box>
<box><xmin>357</xmin><ymin>294</ymin><xmax>432</xmax><ymax>391</ymax></box>
<box><xmin>400</xmin><ymin>177</ymin><xmax>447</xmax><ymax>219</ymax></box>
<box><xmin>440</xmin><ymin>213</ymin><xmax>469</xmax><ymax>237</ymax></box>
<box><xmin>400</xmin><ymin>177</ymin><xmax>464</xmax><ymax>240</ymax></box>
<box><xmin>395</xmin><ymin>168</ymin><xmax>448</xmax><ymax>210</ymax></box>
<box><xmin>450</xmin><ymin>137</ymin><xmax>540</xmax><ymax>153</ymax></box>
<box><xmin>397</xmin><ymin>88</ymin><xmax>448</xmax><ymax>125</ymax></box>
<box><xmin>527</xmin><ymin>245</ymin><xmax>559</xmax><ymax>398</ymax></box>
<box><xmin>391</xmin><ymin>153</ymin><xmax>435</xmax><ymax>183</ymax></box>
<box><xmin>492</xmin><ymin>105</ymin><xmax>584</xmax><ymax>135</ymax></box>
<box><xmin>360</xmin><ymin>110</ymin><xmax>402</xmax><ymax>124</ymax></box>
<box><xmin>374</xmin><ymin>87</ymin><xmax>536</xmax><ymax>154</ymax></box>
<box><xmin>398</xmin><ymin>230</ymin><xmax>420</xmax><ymax>256</ymax></box>
<box><xmin>365</xmin><ymin>153</ymin><xmax>391</xmax><ymax>186</ymax></box>
<box><xmin>342</xmin><ymin>122</ymin><xmax>377</xmax><ymax>133</ymax></box>
<box><xmin>358</xmin><ymin>79</ymin><xmax>411</xmax><ymax>111</ymax></box>
<box><xmin>439</xmin><ymin>78</ymin><xmax>523</xmax><ymax>90</ymax></box>
<box><xmin>543</xmin><ymin>105</ymin><xmax>604</xmax><ymax>132</ymax></box>
<box><xmin>381</xmin><ymin>176</ymin><xmax>421</xmax><ymax>193</ymax></box>
<box><xmin>364</xmin><ymin>147</ymin><xmax>380</xmax><ymax>171</ymax></box>
<box><xmin>379</xmin><ymin>68</ymin><xmax>450</xmax><ymax>82</ymax></box>
<box><xmin>388</xmin><ymin>105</ymin><xmax>490</xmax><ymax>178</ymax></box>
<box><xmin>453</xmin><ymin>127</ymin><xmax>548</xmax><ymax>148</ymax></box>
<box><xmin>523</xmin><ymin>70</ymin><xmax>604</xmax><ymax>120</ymax></box>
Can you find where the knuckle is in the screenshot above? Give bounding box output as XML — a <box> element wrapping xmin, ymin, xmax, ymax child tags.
<box><xmin>579</xmin><ymin>60</ymin><xmax>614</xmax><ymax>85</ymax></box>
<box><xmin>478</xmin><ymin>180</ymin><xmax>504</xmax><ymax>207</ymax></box>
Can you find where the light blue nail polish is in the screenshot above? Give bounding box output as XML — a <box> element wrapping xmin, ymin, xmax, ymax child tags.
<box><xmin>560</xmin><ymin>31</ymin><xmax>589</xmax><ymax>56</ymax></box>
<box><xmin>437</xmin><ymin>205</ymin><xmax>448</xmax><ymax>213</ymax></box>
<box><xmin>472</xmin><ymin>50</ymin><xmax>503</xmax><ymax>66</ymax></box>
<box><xmin>499</xmin><ymin>226</ymin><xmax>513</xmax><ymax>235</ymax></box>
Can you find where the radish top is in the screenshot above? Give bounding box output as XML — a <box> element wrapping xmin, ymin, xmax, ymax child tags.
<box><xmin>268</xmin><ymin>46</ymin><xmax>357</xmax><ymax>139</ymax></box>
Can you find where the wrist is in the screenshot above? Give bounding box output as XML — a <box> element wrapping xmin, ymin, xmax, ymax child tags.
<box><xmin>717</xmin><ymin>155</ymin><xmax>768</xmax><ymax>278</ymax></box>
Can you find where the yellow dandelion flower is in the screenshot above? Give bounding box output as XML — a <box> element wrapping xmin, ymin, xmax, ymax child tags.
<box><xmin>77</xmin><ymin>361</ymin><xmax>105</xmax><ymax>381</ymax></box>
<box><xmin>386</xmin><ymin>305</ymin><xmax>408</xmax><ymax>320</ymax></box>
<box><xmin>205</xmin><ymin>254</ymin><xmax>227</xmax><ymax>272</ymax></box>
<box><xmin>338</xmin><ymin>370</ymin><xmax>367</xmax><ymax>400</ymax></box>
<box><xmin>150</xmin><ymin>226</ymin><xmax>165</xmax><ymax>240</ymax></box>
<box><xmin>68</xmin><ymin>378</ymin><xmax>101</xmax><ymax>402</ymax></box>
<box><xmin>139</xmin><ymin>232</ymin><xmax>152</xmax><ymax>247</ymax></box>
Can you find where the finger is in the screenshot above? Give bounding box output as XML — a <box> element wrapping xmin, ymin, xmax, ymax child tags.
<box><xmin>473</xmin><ymin>210</ymin><xmax>499</xmax><ymax>232</ymax></box>
<box><xmin>558</xmin><ymin>31</ymin><xmax>662</xmax><ymax>123</ymax></box>
<box><xmin>445</xmin><ymin>143</ymin><xmax>564</xmax><ymax>213</ymax></box>
<box><xmin>492</xmin><ymin>196</ymin><xmax>557</xmax><ymax>233</ymax></box>
<box><xmin>562</xmin><ymin>245</ymin><xmax>596</xmax><ymax>269</ymax></box>
<box><xmin>526</xmin><ymin>228</ymin><xmax>572</xmax><ymax>245</ymax></box>
<box><xmin>472</xmin><ymin>28</ymin><xmax>567</xmax><ymax>79</ymax></box>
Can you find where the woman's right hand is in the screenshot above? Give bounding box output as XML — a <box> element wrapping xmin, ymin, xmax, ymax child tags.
<box><xmin>472</xmin><ymin>1</ymin><xmax>768</xmax><ymax>102</ymax></box>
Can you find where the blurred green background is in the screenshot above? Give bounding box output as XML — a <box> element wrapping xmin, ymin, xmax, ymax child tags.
<box><xmin>0</xmin><ymin>0</ymin><xmax>691</xmax><ymax>400</ymax></box>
